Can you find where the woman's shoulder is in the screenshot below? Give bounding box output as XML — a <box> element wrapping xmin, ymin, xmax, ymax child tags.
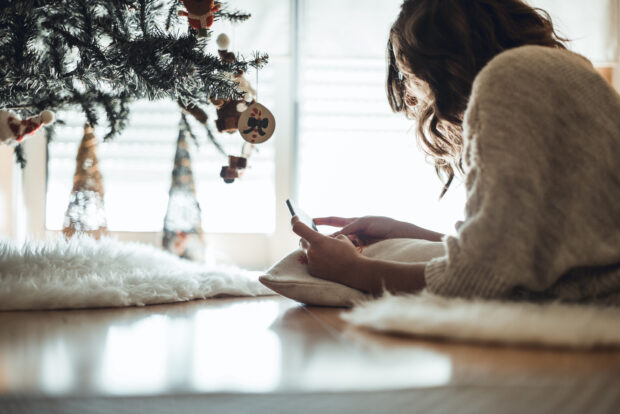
<box><xmin>488</xmin><ymin>45</ymin><xmax>591</xmax><ymax>69</ymax></box>
<box><xmin>466</xmin><ymin>45</ymin><xmax>608</xmax><ymax>123</ymax></box>
<box><xmin>470</xmin><ymin>46</ymin><xmax>596</xmax><ymax>102</ymax></box>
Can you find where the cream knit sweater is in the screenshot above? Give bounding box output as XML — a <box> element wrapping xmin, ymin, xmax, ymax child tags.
<box><xmin>424</xmin><ymin>45</ymin><xmax>620</xmax><ymax>305</ymax></box>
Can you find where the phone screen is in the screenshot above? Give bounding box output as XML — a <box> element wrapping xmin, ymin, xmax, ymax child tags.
<box><xmin>286</xmin><ymin>199</ymin><xmax>318</xmax><ymax>231</ymax></box>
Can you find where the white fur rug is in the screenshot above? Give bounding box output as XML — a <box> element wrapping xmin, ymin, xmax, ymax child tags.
<box><xmin>342</xmin><ymin>292</ymin><xmax>620</xmax><ymax>348</ymax></box>
<box><xmin>0</xmin><ymin>236</ymin><xmax>273</xmax><ymax>310</ymax></box>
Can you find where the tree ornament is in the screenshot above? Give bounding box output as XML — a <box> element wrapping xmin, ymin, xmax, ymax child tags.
<box><xmin>178</xmin><ymin>0</ymin><xmax>221</xmax><ymax>37</ymax></box>
<box><xmin>178</xmin><ymin>96</ymin><xmax>253</xmax><ymax>185</ymax></box>
<box><xmin>219</xmin><ymin>155</ymin><xmax>248</xmax><ymax>184</ymax></box>
<box><xmin>238</xmin><ymin>102</ymin><xmax>275</xmax><ymax>144</ymax></box>
<box><xmin>210</xmin><ymin>33</ymin><xmax>257</xmax><ymax>133</ymax></box>
<box><xmin>211</xmin><ymin>33</ymin><xmax>275</xmax><ymax>144</ymax></box>
<box><xmin>219</xmin><ymin>165</ymin><xmax>239</xmax><ymax>184</ymax></box>
<box><xmin>63</xmin><ymin>124</ymin><xmax>108</xmax><ymax>239</ymax></box>
<box><xmin>216</xmin><ymin>31</ymin><xmax>231</xmax><ymax>50</ymax></box>
<box><xmin>162</xmin><ymin>115</ymin><xmax>205</xmax><ymax>261</ymax></box>
<box><xmin>228</xmin><ymin>155</ymin><xmax>247</xmax><ymax>169</ymax></box>
<box><xmin>0</xmin><ymin>110</ymin><xmax>54</xmax><ymax>146</ymax></box>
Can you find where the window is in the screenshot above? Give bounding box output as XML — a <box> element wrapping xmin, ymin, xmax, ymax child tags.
<box><xmin>40</xmin><ymin>0</ymin><xmax>470</xmax><ymax>268</ymax></box>
<box><xmin>46</xmin><ymin>90</ymin><xmax>277</xmax><ymax>234</ymax></box>
<box><xmin>296</xmin><ymin>0</ymin><xmax>466</xmax><ymax>234</ymax></box>
<box><xmin>45</xmin><ymin>0</ymin><xmax>289</xmax><ymax>235</ymax></box>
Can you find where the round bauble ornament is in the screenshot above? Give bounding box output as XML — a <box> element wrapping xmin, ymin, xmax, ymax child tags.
<box><xmin>216</xmin><ymin>33</ymin><xmax>230</xmax><ymax>50</ymax></box>
<box><xmin>237</xmin><ymin>102</ymin><xmax>275</xmax><ymax>144</ymax></box>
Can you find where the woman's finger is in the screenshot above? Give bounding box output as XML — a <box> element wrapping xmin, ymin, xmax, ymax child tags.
<box><xmin>292</xmin><ymin>219</ymin><xmax>324</xmax><ymax>244</ymax></box>
<box><xmin>313</xmin><ymin>216</ymin><xmax>357</xmax><ymax>227</ymax></box>
<box><xmin>299</xmin><ymin>238</ymin><xmax>310</xmax><ymax>250</ymax></box>
<box><xmin>335</xmin><ymin>234</ymin><xmax>354</xmax><ymax>245</ymax></box>
<box><xmin>336</xmin><ymin>219</ymin><xmax>366</xmax><ymax>236</ymax></box>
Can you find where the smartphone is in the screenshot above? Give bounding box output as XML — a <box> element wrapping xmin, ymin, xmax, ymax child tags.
<box><xmin>286</xmin><ymin>199</ymin><xmax>318</xmax><ymax>231</ymax></box>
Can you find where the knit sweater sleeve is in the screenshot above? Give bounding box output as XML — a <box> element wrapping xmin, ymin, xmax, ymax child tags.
<box><xmin>424</xmin><ymin>97</ymin><xmax>519</xmax><ymax>298</ymax></box>
<box><xmin>424</xmin><ymin>46</ymin><xmax>603</xmax><ymax>299</ymax></box>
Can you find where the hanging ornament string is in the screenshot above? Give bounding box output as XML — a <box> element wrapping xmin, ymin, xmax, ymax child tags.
<box><xmin>241</xmin><ymin>142</ymin><xmax>255</xmax><ymax>158</ymax></box>
<box><xmin>228</xmin><ymin>69</ymin><xmax>259</xmax><ymax>182</ymax></box>
<box><xmin>239</xmin><ymin>67</ymin><xmax>260</xmax><ymax>160</ymax></box>
<box><xmin>255</xmin><ymin>67</ymin><xmax>259</xmax><ymax>102</ymax></box>
<box><xmin>238</xmin><ymin>65</ymin><xmax>276</xmax><ymax>145</ymax></box>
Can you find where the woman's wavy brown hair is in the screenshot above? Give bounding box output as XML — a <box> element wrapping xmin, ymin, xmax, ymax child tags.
<box><xmin>387</xmin><ymin>0</ymin><xmax>567</xmax><ymax>196</ymax></box>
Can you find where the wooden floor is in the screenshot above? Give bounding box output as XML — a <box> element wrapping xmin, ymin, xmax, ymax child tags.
<box><xmin>1</xmin><ymin>296</ymin><xmax>619</xmax><ymax>413</ymax></box>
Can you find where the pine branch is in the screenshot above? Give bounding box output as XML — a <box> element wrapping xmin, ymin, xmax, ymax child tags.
<box><xmin>164</xmin><ymin>0</ymin><xmax>179</xmax><ymax>31</ymax></box>
<box><xmin>1</xmin><ymin>0</ymin><xmax>63</xmax><ymax>13</ymax></box>
<box><xmin>204</xmin><ymin>123</ymin><xmax>227</xmax><ymax>157</ymax></box>
<box><xmin>180</xmin><ymin>113</ymin><xmax>200</xmax><ymax>147</ymax></box>
<box><xmin>0</xmin><ymin>0</ymin><xmax>268</xmax><ymax>167</ymax></box>
<box><xmin>44</xmin><ymin>119</ymin><xmax>66</xmax><ymax>143</ymax></box>
<box><xmin>14</xmin><ymin>145</ymin><xmax>27</xmax><ymax>168</ymax></box>
<box><xmin>215</xmin><ymin>4</ymin><xmax>251</xmax><ymax>23</ymax></box>
<box><xmin>178</xmin><ymin>99</ymin><xmax>227</xmax><ymax>156</ymax></box>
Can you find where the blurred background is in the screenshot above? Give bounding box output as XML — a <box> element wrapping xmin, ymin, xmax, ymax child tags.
<box><xmin>1</xmin><ymin>0</ymin><xmax>618</xmax><ymax>269</ymax></box>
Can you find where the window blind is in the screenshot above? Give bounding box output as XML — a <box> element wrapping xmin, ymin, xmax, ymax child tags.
<box><xmin>297</xmin><ymin>58</ymin><xmax>465</xmax><ymax>234</ymax></box>
<box><xmin>297</xmin><ymin>0</ymin><xmax>465</xmax><ymax>234</ymax></box>
<box><xmin>46</xmin><ymin>66</ymin><xmax>276</xmax><ymax>233</ymax></box>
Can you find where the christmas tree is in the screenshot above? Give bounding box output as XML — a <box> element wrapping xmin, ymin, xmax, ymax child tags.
<box><xmin>63</xmin><ymin>124</ymin><xmax>108</xmax><ymax>239</ymax></box>
<box><xmin>0</xmin><ymin>0</ymin><xmax>267</xmax><ymax>164</ymax></box>
<box><xmin>162</xmin><ymin>114</ymin><xmax>205</xmax><ymax>261</ymax></box>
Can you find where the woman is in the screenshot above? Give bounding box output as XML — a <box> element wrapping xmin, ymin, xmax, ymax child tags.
<box><xmin>292</xmin><ymin>0</ymin><xmax>620</xmax><ymax>304</ymax></box>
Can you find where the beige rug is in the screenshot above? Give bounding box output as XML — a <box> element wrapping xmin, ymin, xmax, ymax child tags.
<box><xmin>342</xmin><ymin>291</ymin><xmax>620</xmax><ymax>348</ymax></box>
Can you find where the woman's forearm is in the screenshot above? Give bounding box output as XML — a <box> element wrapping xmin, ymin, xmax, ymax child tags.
<box><xmin>395</xmin><ymin>220</ymin><xmax>444</xmax><ymax>242</ymax></box>
<box><xmin>350</xmin><ymin>256</ymin><xmax>427</xmax><ymax>295</ymax></box>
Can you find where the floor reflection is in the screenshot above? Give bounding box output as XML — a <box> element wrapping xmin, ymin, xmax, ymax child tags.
<box><xmin>2</xmin><ymin>297</ymin><xmax>618</xmax><ymax>398</ymax></box>
<box><xmin>191</xmin><ymin>300</ymin><xmax>282</xmax><ymax>392</ymax></box>
<box><xmin>0</xmin><ymin>298</ymin><xmax>293</xmax><ymax>396</ymax></box>
<box><xmin>273</xmin><ymin>306</ymin><xmax>452</xmax><ymax>392</ymax></box>
<box><xmin>99</xmin><ymin>315</ymin><xmax>171</xmax><ymax>394</ymax></box>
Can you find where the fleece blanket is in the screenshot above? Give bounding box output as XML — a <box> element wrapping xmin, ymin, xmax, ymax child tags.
<box><xmin>0</xmin><ymin>235</ymin><xmax>272</xmax><ymax>310</ymax></box>
<box><xmin>342</xmin><ymin>292</ymin><xmax>620</xmax><ymax>348</ymax></box>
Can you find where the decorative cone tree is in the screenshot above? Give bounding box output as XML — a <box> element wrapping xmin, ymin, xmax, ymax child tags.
<box><xmin>0</xmin><ymin>0</ymin><xmax>267</xmax><ymax>165</ymax></box>
<box><xmin>162</xmin><ymin>115</ymin><xmax>205</xmax><ymax>261</ymax></box>
<box><xmin>63</xmin><ymin>124</ymin><xmax>108</xmax><ymax>239</ymax></box>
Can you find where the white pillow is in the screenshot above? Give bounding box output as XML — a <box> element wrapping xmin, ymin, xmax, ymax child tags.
<box><xmin>259</xmin><ymin>238</ymin><xmax>445</xmax><ymax>307</ymax></box>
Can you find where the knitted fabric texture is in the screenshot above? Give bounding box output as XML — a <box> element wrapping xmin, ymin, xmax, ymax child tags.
<box><xmin>425</xmin><ymin>46</ymin><xmax>620</xmax><ymax>305</ymax></box>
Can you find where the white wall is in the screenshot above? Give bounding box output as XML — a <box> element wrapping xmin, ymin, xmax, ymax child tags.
<box><xmin>0</xmin><ymin>146</ymin><xmax>14</xmax><ymax>238</ymax></box>
<box><xmin>530</xmin><ymin>0</ymin><xmax>619</xmax><ymax>65</ymax></box>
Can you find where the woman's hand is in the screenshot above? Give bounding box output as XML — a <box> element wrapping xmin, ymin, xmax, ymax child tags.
<box><xmin>292</xmin><ymin>217</ymin><xmax>364</xmax><ymax>288</ymax></box>
<box><xmin>293</xmin><ymin>216</ymin><xmax>428</xmax><ymax>295</ymax></box>
<box><xmin>314</xmin><ymin>216</ymin><xmax>444</xmax><ymax>243</ymax></box>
